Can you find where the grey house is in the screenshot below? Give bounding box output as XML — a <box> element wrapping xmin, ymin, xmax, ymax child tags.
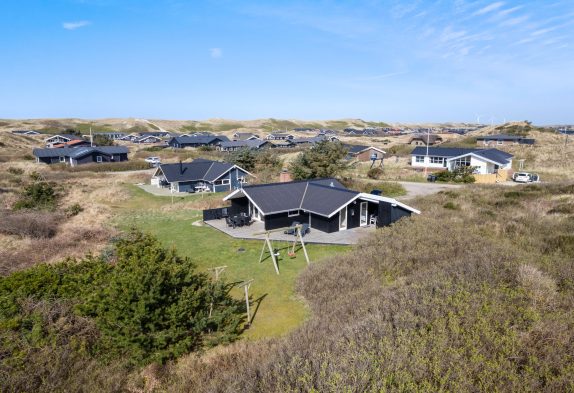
<box><xmin>167</xmin><ymin>135</ymin><xmax>229</xmax><ymax>149</ymax></box>
<box><xmin>44</xmin><ymin>134</ymin><xmax>83</xmax><ymax>147</ymax></box>
<box><xmin>223</xmin><ymin>178</ymin><xmax>419</xmax><ymax>233</ymax></box>
<box><xmin>151</xmin><ymin>159</ymin><xmax>253</xmax><ymax>193</ymax></box>
<box><xmin>33</xmin><ymin>146</ymin><xmax>129</xmax><ymax>166</ymax></box>
<box><xmin>219</xmin><ymin>140</ymin><xmax>271</xmax><ymax>152</ymax></box>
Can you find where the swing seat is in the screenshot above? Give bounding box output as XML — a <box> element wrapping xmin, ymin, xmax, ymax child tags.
<box><xmin>288</xmin><ymin>252</ymin><xmax>296</xmax><ymax>258</ymax></box>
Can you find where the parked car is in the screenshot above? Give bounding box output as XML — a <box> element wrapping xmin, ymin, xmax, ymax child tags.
<box><xmin>512</xmin><ymin>172</ymin><xmax>540</xmax><ymax>183</ymax></box>
<box><xmin>145</xmin><ymin>156</ymin><xmax>161</xmax><ymax>164</ymax></box>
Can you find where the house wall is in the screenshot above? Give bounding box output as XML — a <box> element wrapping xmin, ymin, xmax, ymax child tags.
<box><xmin>177</xmin><ymin>181</ymin><xmax>212</xmax><ymax>193</ymax></box>
<box><xmin>212</xmin><ymin>168</ymin><xmax>248</xmax><ymax>192</ymax></box>
<box><xmin>310</xmin><ymin>213</ymin><xmax>339</xmax><ymax>233</ymax></box>
<box><xmin>230</xmin><ymin>198</ymin><xmax>249</xmax><ymax>216</ymax></box>
<box><xmin>411</xmin><ymin>155</ymin><xmax>448</xmax><ymax>169</ymax></box>
<box><xmin>377</xmin><ymin>202</ymin><xmax>412</xmax><ymax>227</ymax></box>
<box><xmin>356</xmin><ymin>148</ymin><xmax>383</xmax><ymax>162</ymax></box>
<box><xmin>72</xmin><ymin>153</ymin><xmax>113</xmax><ymax>166</ymax></box>
<box><xmin>264</xmin><ymin>211</ymin><xmax>308</xmax><ymax>231</ymax></box>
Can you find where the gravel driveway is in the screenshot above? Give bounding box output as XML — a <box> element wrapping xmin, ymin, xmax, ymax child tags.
<box><xmin>396</xmin><ymin>181</ymin><xmax>462</xmax><ymax>200</ymax></box>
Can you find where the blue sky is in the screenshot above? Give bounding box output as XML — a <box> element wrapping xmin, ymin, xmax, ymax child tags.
<box><xmin>0</xmin><ymin>0</ymin><xmax>572</xmax><ymax>124</ymax></box>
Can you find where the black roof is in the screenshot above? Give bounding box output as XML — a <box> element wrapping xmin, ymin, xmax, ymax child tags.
<box><xmin>476</xmin><ymin>134</ymin><xmax>523</xmax><ymax>140</ymax></box>
<box><xmin>33</xmin><ymin>146</ymin><xmax>128</xmax><ymax>158</ymax></box>
<box><xmin>237</xmin><ymin>178</ymin><xmax>357</xmax><ymax>217</ymax></box>
<box><xmin>411</xmin><ymin>147</ymin><xmax>513</xmax><ymax>165</ymax></box>
<box><xmin>158</xmin><ymin>159</ymin><xmax>242</xmax><ymax>183</ymax></box>
<box><xmin>345</xmin><ymin>144</ymin><xmax>369</xmax><ymax>154</ymax></box>
<box><xmin>168</xmin><ymin>135</ymin><xmax>229</xmax><ymax>145</ymax></box>
<box><xmin>220</xmin><ymin>140</ymin><xmax>269</xmax><ymax>148</ymax></box>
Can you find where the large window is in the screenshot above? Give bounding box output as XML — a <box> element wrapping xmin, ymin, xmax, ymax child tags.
<box><xmin>288</xmin><ymin>210</ymin><xmax>300</xmax><ymax>217</ymax></box>
<box><xmin>415</xmin><ymin>156</ymin><xmax>425</xmax><ymax>163</ymax></box>
<box><xmin>451</xmin><ymin>156</ymin><xmax>471</xmax><ymax>167</ymax></box>
<box><xmin>430</xmin><ymin>156</ymin><xmax>445</xmax><ymax>164</ymax></box>
<box><xmin>214</xmin><ymin>178</ymin><xmax>230</xmax><ymax>185</ymax></box>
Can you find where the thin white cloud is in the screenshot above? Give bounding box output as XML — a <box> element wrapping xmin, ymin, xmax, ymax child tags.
<box><xmin>499</xmin><ymin>15</ymin><xmax>529</xmax><ymax>27</ymax></box>
<box><xmin>473</xmin><ymin>2</ymin><xmax>505</xmax><ymax>16</ymax></box>
<box><xmin>62</xmin><ymin>21</ymin><xmax>91</xmax><ymax>30</ymax></box>
<box><xmin>210</xmin><ymin>48</ymin><xmax>222</xmax><ymax>58</ymax></box>
<box><xmin>352</xmin><ymin>71</ymin><xmax>409</xmax><ymax>81</ymax></box>
<box><xmin>497</xmin><ymin>5</ymin><xmax>523</xmax><ymax>17</ymax></box>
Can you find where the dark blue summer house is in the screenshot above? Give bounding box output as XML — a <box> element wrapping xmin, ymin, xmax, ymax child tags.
<box><xmin>221</xmin><ymin>178</ymin><xmax>419</xmax><ymax>233</ymax></box>
<box><xmin>151</xmin><ymin>158</ymin><xmax>253</xmax><ymax>193</ymax></box>
<box><xmin>167</xmin><ymin>135</ymin><xmax>229</xmax><ymax>149</ymax></box>
<box><xmin>33</xmin><ymin>146</ymin><xmax>129</xmax><ymax>166</ymax></box>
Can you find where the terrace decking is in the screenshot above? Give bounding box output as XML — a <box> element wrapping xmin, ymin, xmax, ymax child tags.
<box><xmin>204</xmin><ymin>218</ymin><xmax>375</xmax><ymax>245</ymax></box>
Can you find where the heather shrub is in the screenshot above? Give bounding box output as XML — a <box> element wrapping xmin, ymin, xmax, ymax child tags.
<box><xmin>0</xmin><ymin>210</ymin><xmax>60</xmax><ymax>238</ymax></box>
<box><xmin>12</xmin><ymin>182</ymin><xmax>58</xmax><ymax>211</ymax></box>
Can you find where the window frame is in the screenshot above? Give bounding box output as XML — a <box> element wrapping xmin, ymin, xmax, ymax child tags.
<box><xmin>287</xmin><ymin>210</ymin><xmax>300</xmax><ymax>217</ymax></box>
<box><xmin>96</xmin><ymin>155</ymin><xmax>103</xmax><ymax>163</ymax></box>
<box><xmin>415</xmin><ymin>155</ymin><xmax>425</xmax><ymax>163</ymax></box>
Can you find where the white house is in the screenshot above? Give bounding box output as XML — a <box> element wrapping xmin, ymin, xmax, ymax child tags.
<box><xmin>410</xmin><ymin>147</ymin><xmax>513</xmax><ymax>174</ymax></box>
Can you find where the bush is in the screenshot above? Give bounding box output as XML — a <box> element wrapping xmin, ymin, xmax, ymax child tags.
<box><xmin>435</xmin><ymin>167</ymin><xmax>476</xmax><ymax>183</ymax></box>
<box><xmin>0</xmin><ymin>230</ymin><xmax>245</xmax><ymax>370</ymax></box>
<box><xmin>443</xmin><ymin>201</ymin><xmax>459</xmax><ymax>210</ymax></box>
<box><xmin>198</xmin><ymin>146</ymin><xmax>214</xmax><ymax>152</ymax></box>
<box><xmin>65</xmin><ymin>203</ymin><xmax>84</xmax><ymax>217</ymax></box>
<box><xmin>13</xmin><ymin>182</ymin><xmax>58</xmax><ymax>211</ymax></box>
<box><xmin>7</xmin><ymin>167</ymin><xmax>24</xmax><ymax>175</ymax></box>
<box><xmin>367</xmin><ymin>167</ymin><xmax>384</xmax><ymax>179</ymax></box>
<box><xmin>0</xmin><ymin>210</ymin><xmax>60</xmax><ymax>238</ymax></box>
<box><xmin>290</xmin><ymin>141</ymin><xmax>348</xmax><ymax>180</ymax></box>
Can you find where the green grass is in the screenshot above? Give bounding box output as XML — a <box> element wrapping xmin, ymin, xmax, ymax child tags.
<box><xmin>111</xmin><ymin>184</ymin><xmax>348</xmax><ymax>339</ymax></box>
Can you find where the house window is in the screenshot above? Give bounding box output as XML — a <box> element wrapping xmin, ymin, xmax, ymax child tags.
<box><xmin>430</xmin><ymin>156</ymin><xmax>444</xmax><ymax>164</ymax></box>
<box><xmin>238</xmin><ymin>176</ymin><xmax>246</xmax><ymax>183</ymax></box>
<box><xmin>59</xmin><ymin>156</ymin><xmax>65</xmax><ymax>163</ymax></box>
<box><xmin>415</xmin><ymin>156</ymin><xmax>425</xmax><ymax>163</ymax></box>
<box><xmin>288</xmin><ymin>210</ymin><xmax>300</xmax><ymax>217</ymax></box>
<box><xmin>451</xmin><ymin>156</ymin><xmax>471</xmax><ymax>167</ymax></box>
<box><xmin>96</xmin><ymin>156</ymin><xmax>103</xmax><ymax>163</ymax></box>
<box><xmin>214</xmin><ymin>178</ymin><xmax>230</xmax><ymax>185</ymax></box>
<box><xmin>497</xmin><ymin>140</ymin><xmax>503</xmax><ymax>145</ymax></box>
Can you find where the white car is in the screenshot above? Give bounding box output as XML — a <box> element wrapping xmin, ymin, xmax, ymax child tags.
<box><xmin>513</xmin><ymin>172</ymin><xmax>540</xmax><ymax>183</ymax></box>
<box><xmin>144</xmin><ymin>156</ymin><xmax>161</xmax><ymax>164</ymax></box>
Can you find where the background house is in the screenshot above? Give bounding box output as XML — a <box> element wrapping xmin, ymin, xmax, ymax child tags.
<box><xmin>266</xmin><ymin>133</ymin><xmax>294</xmax><ymax>140</ymax></box>
<box><xmin>408</xmin><ymin>134</ymin><xmax>443</xmax><ymax>146</ymax></box>
<box><xmin>44</xmin><ymin>134</ymin><xmax>84</xmax><ymax>147</ymax></box>
<box><xmin>346</xmin><ymin>145</ymin><xmax>386</xmax><ymax>161</ymax></box>
<box><xmin>33</xmin><ymin>146</ymin><xmax>129</xmax><ymax>166</ymax></box>
<box><xmin>410</xmin><ymin>147</ymin><xmax>513</xmax><ymax>175</ymax></box>
<box><xmin>151</xmin><ymin>158</ymin><xmax>253</xmax><ymax>192</ymax></box>
<box><xmin>222</xmin><ymin>178</ymin><xmax>419</xmax><ymax>233</ymax></box>
<box><xmin>232</xmin><ymin>132</ymin><xmax>260</xmax><ymax>141</ymax></box>
<box><xmin>219</xmin><ymin>140</ymin><xmax>271</xmax><ymax>152</ymax></box>
<box><xmin>476</xmin><ymin>134</ymin><xmax>535</xmax><ymax>146</ymax></box>
<box><xmin>167</xmin><ymin>135</ymin><xmax>229</xmax><ymax>149</ymax></box>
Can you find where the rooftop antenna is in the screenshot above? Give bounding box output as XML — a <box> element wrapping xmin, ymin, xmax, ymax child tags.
<box><xmin>90</xmin><ymin>126</ymin><xmax>93</xmax><ymax>147</ymax></box>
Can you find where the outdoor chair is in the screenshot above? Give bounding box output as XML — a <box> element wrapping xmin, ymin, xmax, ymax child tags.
<box><xmin>301</xmin><ymin>223</ymin><xmax>310</xmax><ymax>236</ymax></box>
<box><xmin>225</xmin><ymin>216</ymin><xmax>233</xmax><ymax>227</ymax></box>
<box><xmin>284</xmin><ymin>221</ymin><xmax>300</xmax><ymax>235</ymax></box>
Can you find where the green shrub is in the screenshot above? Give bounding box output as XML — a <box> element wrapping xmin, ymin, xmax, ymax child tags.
<box><xmin>367</xmin><ymin>167</ymin><xmax>384</xmax><ymax>179</ymax></box>
<box><xmin>13</xmin><ymin>182</ymin><xmax>58</xmax><ymax>211</ymax></box>
<box><xmin>435</xmin><ymin>167</ymin><xmax>476</xmax><ymax>183</ymax></box>
<box><xmin>0</xmin><ymin>230</ymin><xmax>245</xmax><ymax>369</ymax></box>
<box><xmin>198</xmin><ymin>145</ymin><xmax>214</xmax><ymax>152</ymax></box>
<box><xmin>7</xmin><ymin>167</ymin><xmax>24</xmax><ymax>175</ymax></box>
<box><xmin>443</xmin><ymin>201</ymin><xmax>459</xmax><ymax>210</ymax></box>
<box><xmin>65</xmin><ymin>203</ymin><xmax>84</xmax><ymax>217</ymax></box>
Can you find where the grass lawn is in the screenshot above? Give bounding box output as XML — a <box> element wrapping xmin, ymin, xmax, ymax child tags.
<box><xmin>111</xmin><ymin>184</ymin><xmax>349</xmax><ymax>339</ymax></box>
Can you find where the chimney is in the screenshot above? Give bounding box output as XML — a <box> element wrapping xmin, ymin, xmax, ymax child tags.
<box><xmin>279</xmin><ymin>169</ymin><xmax>292</xmax><ymax>183</ymax></box>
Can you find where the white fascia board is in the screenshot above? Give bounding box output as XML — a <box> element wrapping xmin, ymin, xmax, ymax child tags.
<box><xmin>358</xmin><ymin>193</ymin><xmax>421</xmax><ymax>214</ymax></box>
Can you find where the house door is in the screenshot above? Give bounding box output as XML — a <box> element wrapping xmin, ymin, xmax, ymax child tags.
<box><xmin>339</xmin><ymin>207</ymin><xmax>347</xmax><ymax>230</ymax></box>
<box><xmin>360</xmin><ymin>202</ymin><xmax>368</xmax><ymax>226</ymax></box>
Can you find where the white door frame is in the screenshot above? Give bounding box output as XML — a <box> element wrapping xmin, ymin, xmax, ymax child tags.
<box><xmin>339</xmin><ymin>206</ymin><xmax>347</xmax><ymax>230</ymax></box>
<box><xmin>360</xmin><ymin>201</ymin><xmax>368</xmax><ymax>227</ymax></box>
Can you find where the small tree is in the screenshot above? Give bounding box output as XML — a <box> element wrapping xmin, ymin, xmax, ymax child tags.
<box><xmin>290</xmin><ymin>141</ymin><xmax>348</xmax><ymax>180</ymax></box>
<box><xmin>13</xmin><ymin>182</ymin><xmax>58</xmax><ymax>211</ymax></box>
<box><xmin>93</xmin><ymin>134</ymin><xmax>115</xmax><ymax>146</ymax></box>
<box><xmin>228</xmin><ymin>149</ymin><xmax>257</xmax><ymax>172</ymax></box>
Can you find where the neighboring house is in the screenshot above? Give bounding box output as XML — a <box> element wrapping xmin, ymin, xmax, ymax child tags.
<box><xmin>222</xmin><ymin>178</ymin><xmax>420</xmax><ymax>233</ymax></box>
<box><xmin>52</xmin><ymin>139</ymin><xmax>92</xmax><ymax>149</ymax></box>
<box><xmin>410</xmin><ymin>147</ymin><xmax>513</xmax><ymax>174</ymax></box>
<box><xmin>291</xmin><ymin>135</ymin><xmax>340</xmax><ymax>146</ymax></box>
<box><xmin>33</xmin><ymin>146</ymin><xmax>129</xmax><ymax>166</ymax></box>
<box><xmin>266</xmin><ymin>133</ymin><xmax>294</xmax><ymax>140</ymax></box>
<box><xmin>232</xmin><ymin>132</ymin><xmax>260</xmax><ymax>141</ymax></box>
<box><xmin>408</xmin><ymin>134</ymin><xmax>443</xmax><ymax>146</ymax></box>
<box><xmin>133</xmin><ymin>135</ymin><xmax>163</xmax><ymax>144</ymax></box>
<box><xmin>12</xmin><ymin>130</ymin><xmax>41</xmax><ymax>135</ymax></box>
<box><xmin>347</xmin><ymin>145</ymin><xmax>386</xmax><ymax>161</ymax></box>
<box><xmin>476</xmin><ymin>134</ymin><xmax>535</xmax><ymax>146</ymax></box>
<box><xmin>84</xmin><ymin>132</ymin><xmax>126</xmax><ymax>140</ymax></box>
<box><xmin>269</xmin><ymin>139</ymin><xmax>296</xmax><ymax>148</ymax></box>
<box><xmin>167</xmin><ymin>135</ymin><xmax>229</xmax><ymax>148</ymax></box>
<box><xmin>44</xmin><ymin>134</ymin><xmax>83</xmax><ymax>147</ymax></box>
<box><xmin>151</xmin><ymin>159</ymin><xmax>253</xmax><ymax>192</ymax></box>
<box><xmin>219</xmin><ymin>140</ymin><xmax>271</xmax><ymax>152</ymax></box>
<box><xmin>137</xmin><ymin>131</ymin><xmax>172</xmax><ymax>138</ymax></box>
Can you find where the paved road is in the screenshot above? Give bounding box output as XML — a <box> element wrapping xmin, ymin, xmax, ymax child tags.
<box><xmin>396</xmin><ymin>181</ymin><xmax>462</xmax><ymax>200</ymax></box>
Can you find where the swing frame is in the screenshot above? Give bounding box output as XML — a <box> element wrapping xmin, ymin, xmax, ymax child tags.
<box><xmin>254</xmin><ymin>225</ymin><xmax>310</xmax><ymax>274</ymax></box>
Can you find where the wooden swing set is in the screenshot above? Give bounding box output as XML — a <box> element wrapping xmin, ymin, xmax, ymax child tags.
<box><xmin>253</xmin><ymin>224</ymin><xmax>310</xmax><ymax>274</ymax></box>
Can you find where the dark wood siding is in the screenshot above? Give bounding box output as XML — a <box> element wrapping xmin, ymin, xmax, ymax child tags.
<box><xmin>264</xmin><ymin>211</ymin><xmax>308</xmax><ymax>231</ymax></box>
<box><xmin>309</xmin><ymin>213</ymin><xmax>339</xmax><ymax>233</ymax></box>
<box><xmin>377</xmin><ymin>202</ymin><xmax>412</xmax><ymax>227</ymax></box>
<box><xmin>230</xmin><ymin>198</ymin><xmax>249</xmax><ymax>216</ymax></box>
